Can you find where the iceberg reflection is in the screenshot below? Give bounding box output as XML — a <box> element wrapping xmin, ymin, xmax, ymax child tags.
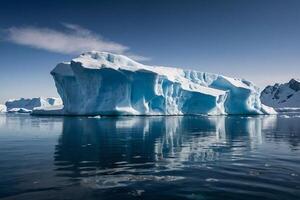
<box><xmin>54</xmin><ymin>115</ymin><xmax>284</xmax><ymax>175</ymax></box>
<box><xmin>49</xmin><ymin>114</ymin><xmax>300</xmax><ymax>192</ymax></box>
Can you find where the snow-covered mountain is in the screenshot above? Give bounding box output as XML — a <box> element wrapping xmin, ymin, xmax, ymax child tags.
<box><xmin>0</xmin><ymin>104</ymin><xmax>6</xmax><ymax>113</ymax></box>
<box><xmin>33</xmin><ymin>51</ymin><xmax>275</xmax><ymax>116</ymax></box>
<box><xmin>5</xmin><ymin>97</ymin><xmax>62</xmax><ymax>113</ymax></box>
<box><xmin>261</xmin><ymin>79</ymin><xmax>300</xmax><ymax>109</ymax></box>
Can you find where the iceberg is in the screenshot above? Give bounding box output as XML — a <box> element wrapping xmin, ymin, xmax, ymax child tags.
<box><xmin>33</xmin><ymin>51</ymin><xmax>275</xmax><ymax>116</ymax></box>
<box><xmin>0</xmin><ymin>104</ymin><xmax>6</xmax><ymax>113</ymax></box>
<box><xmin>5</xmin><ymin>97</ymin><xmax>62</xmax><ymax>113</ymax></box>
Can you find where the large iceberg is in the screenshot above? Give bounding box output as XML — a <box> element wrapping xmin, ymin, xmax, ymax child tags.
<box><xmin>33</xmin><ymin>51</ymin><xmax>275</xmax><ymax>116</ymax></box>
<box><xmin>5</xmin><ymin>97</ymin><xmax>62</xmax><ymax>113</ymax></box>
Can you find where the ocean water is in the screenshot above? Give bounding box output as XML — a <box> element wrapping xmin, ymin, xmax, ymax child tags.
<box><xmin>0</xmin><ymin>113</ymin><xmax>299</xmax><ymax>200</ymax></box>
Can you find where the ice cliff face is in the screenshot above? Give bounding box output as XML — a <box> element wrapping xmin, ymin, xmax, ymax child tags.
<box><xmin>5</xmin><ymin>97</ymin><xmax>62</xmax><ymax>113</ymax></box>
<box><xmin>261</xmin><ymin>79</ymin><xmax>300</xmax><ymax>109</ymax></box>
<box><xmin>36</xmin><ymin>51</ymin><xmax>275</xmax><ymax>115</ymax></box>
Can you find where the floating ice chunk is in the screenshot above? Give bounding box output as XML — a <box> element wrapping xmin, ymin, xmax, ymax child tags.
<box><xmin>88</xmin><ymin>115</ymin><xmax>101</xmax><ymax>119</ymax></box>
<box><xmin>205</xmin><ymin>178</ymin><xmax>219</xmax><ymax>182</ymax></box>
<box><xmin>280</xmin><ymin>115</ymin><xmax>291</xmax><ymax>118</ymax></box>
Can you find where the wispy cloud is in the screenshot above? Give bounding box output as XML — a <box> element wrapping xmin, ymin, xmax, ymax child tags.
<box><xmin>3</xmin><ymin>23</ymin><xmax>150</xmax><ymax>61</ymax></box>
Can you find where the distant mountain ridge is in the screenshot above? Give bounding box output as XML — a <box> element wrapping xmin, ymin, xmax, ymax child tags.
<box><xmin>260</xmin><ymin>79</ymin><xmax>300</xmax><ymax>108</ymax></box>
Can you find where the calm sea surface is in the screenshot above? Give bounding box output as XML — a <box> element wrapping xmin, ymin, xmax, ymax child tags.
<box><xmin>0</xmin><ymin>113</ymin><xmax>299</xmax><ymax>200</ymax></box>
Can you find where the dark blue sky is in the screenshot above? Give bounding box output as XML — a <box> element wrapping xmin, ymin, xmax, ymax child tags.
<box><xmin>1</xmin><ymin>0</ymin><xmax>300</xmax><ymax>102</ymax></box>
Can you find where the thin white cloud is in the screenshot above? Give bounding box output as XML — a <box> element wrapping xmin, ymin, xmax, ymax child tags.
<box><xmin>4</xmin><ymin>23</ymin><xmax>149</xmax><ymax>61</ymax></box>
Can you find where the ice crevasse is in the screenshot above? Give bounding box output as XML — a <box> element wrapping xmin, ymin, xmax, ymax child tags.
<box><xmin>33</xmin><ymin>51</ymin><xmax>276</xmax><ymax>115</ymax></box>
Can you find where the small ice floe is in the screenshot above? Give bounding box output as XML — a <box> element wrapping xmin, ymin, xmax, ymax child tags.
<box><xmin>128</xmin><ymin>189</ymin><xmax>145</xmax><ymax>197</ymax></box>
<box><xmin>133</xmin><ymin>156</ymin><xmax>142</xmax><ymax>158</ymax></box>
<box><xmin>264</xmin><ymin>163</ymin><xmax>271</xmax><ymax>167</ymax></box>
<box><xmin>249</xmin><ymin>170</ymin><xmax>260</xmax><ymax>176</ymax></box>
<box><xmin>280</xmin><ymin>115</ymin><xmax>291</xmax><ymax>118</ymax></box>
<box><xmin>240</xmin><ymin>116</ymin><xmax>253</xmax><ymax>119</ymax></box>
<box><xmin>205</xmin><ymin>178</ymin><xmax>219</xmax><ymax>182</ymax></box>
<box><xmin>88</xmin><ymin>115</ymin><xmax>101</xmax><ymax>119</ymax></box>
<box><xmin>114</xmin><ymin>161</ymin><xmax>128</xmax><ymax>165</ymax></box>
<box><xmin>81</xmin><ymin>144</ymin><xmax>92</xmax><ymax>147</ymax></box>
<box><xmin>291</xmin><ymin>173</ymin><xmax>298</xmax><ymax>177</ymax></box>
<box><xmin>280</xmin><ymin>114</ymin><xmax>300</xmax><ymax>118</ymax></box>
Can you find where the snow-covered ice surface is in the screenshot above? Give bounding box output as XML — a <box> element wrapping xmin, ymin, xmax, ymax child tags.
<box><xmin>5</xmin><ymin>97</ymin><xmax>62</xmax><ymax>113</ymax></box>
<box><xmin>0</xmin><ymin>104</ymin><xmax>6</xmax><ymax>113</ymax></box>
<box><xmin>7</xmin><ymin>108</ymin><xmax>31</xmax><ymax>113</ymax></box>
<box><xmin>261</xmin><ymin>79</ymin><xmax>300</xmax><ymax>111</ymax></box>
<box><xmin>33</xmin><ymin>51</ymin><xmax>275</xmax><ymax>116</ymax></box>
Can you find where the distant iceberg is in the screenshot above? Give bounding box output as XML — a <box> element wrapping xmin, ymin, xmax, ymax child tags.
<box><xmin>5</xmin><ymin>97</ymin><xmax>62</xmax><ymax>113</ymax></box>
<box><xmin>0</xmin><ymin>104</ymin><xmax>6</xmax><ymax>113</ymax></box>
<box><xmin>33</xmin><ymin>51</ymin><xmax>276</xmax><ymax>116</ymax></box>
